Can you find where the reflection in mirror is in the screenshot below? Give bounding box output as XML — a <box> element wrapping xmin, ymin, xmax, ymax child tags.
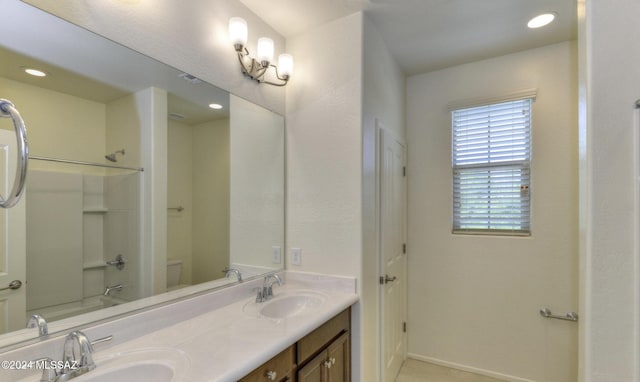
<box><xmin>167</xmin><ymin>94</ymin><xmax>285</xmax><ymax>290</ymax></box>
<box><xmin>0</xmin><ymin>0</ymin><xmax>284</xmax><ymax>346</ymax></box>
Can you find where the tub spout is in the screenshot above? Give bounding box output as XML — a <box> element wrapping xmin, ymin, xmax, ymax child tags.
<box><xmin>103</xmin><ymin>283</ymin><xmax>123</xmax><ymax>296</ymax></box>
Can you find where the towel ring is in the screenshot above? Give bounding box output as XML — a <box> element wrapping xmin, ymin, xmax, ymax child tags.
<box><xmin>0</xmin><ymin>99</ymin><xmax>29</xmax><ymax>208</ymax></box>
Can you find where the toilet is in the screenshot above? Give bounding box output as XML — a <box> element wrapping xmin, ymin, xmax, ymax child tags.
<box><xmin>167</xmin><ymin>259</ymin><xmax>183</xmax><ymax>290</ymax></box>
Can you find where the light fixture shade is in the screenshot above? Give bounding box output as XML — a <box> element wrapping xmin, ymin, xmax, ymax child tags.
<box><xmin>257</xmin><ymin>37</ymin><xmax>274</xmax><ymax>64</ymax></box>
<box><xmin>229</xmin><ymin>17</ymin><xmax>248</xmax><ymax>46</ymax></box>
<box><xmin>278</xmin><ymin>54</ymin><xmax>293</xmax><ymax>77</ymax></box>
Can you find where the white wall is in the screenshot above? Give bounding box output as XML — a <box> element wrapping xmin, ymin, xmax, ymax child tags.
<box><xmin>285</xmin><ymin>13</ymin><xmax>363</xmax><ymax>277</ymax></box>
<box><xmin>229</xmin><ymin>96</ymin><xmax>283</xmax><ymax>270</ymax></box>
<box><xmin>0</xmin><ymin>77</ymin><xmax>106</xmax><ymax>163</ymax></box>
<box><xmin>361</xmin><ymin>14</ymin><xmax>406</xmax><ymax>382</ymax></box>
<box><xmin>22</xmin><ymin>0</ymin><xmax>286</xmax><ymax>115</ymax></box>
<box><xmin>138</xmin><ymin>87</ymin><xmax>168</xmax><ymax>296</ymax></box>
<box><xmin>285</xmin><ymin>12</ymin><xmax>363</xmax><ymax>380</ymax></box>
<box><xmin>167</xmin><ymin>119</ymin><xmax>194</xmax><ymax>285</ymax></box>
<box><xmin>106</xmin><ymin>93</ymin><xmax>143</xmax><ymax>167</ymax></box>
<box><xmin>406</xmin><ymin>42</ymin><xmax>578</xmax><ymax>382</ymax></box>
<box><xmin>193</xmin><ymin>118</ymin><xmax>230</xmax><ymax>283</ymax></box>
<box><xmin>167</xmin><ymin>117</ymin><xmax>231</xmax><ymax>286</ymax></box>
<box><xmin>580</xmin><ymin>0</ymin><xmax>640</xmax><ymax>380</ymax></box>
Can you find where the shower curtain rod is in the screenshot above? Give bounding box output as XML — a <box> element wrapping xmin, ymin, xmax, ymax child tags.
<box><xmin>30</xmin><ymin>155</ymin><xmax>144</xmax><ymax>172</ymax></box>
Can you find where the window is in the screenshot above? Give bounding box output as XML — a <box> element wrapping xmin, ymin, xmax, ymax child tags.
<box><xmin>452</xmin><ymin>98</ymin><xmax>532</xmax><ymax>235</ymax></box>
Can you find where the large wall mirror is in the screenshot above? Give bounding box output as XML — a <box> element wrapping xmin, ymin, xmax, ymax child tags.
<box><xmin>0</xmin><ymin>1</ymin><xmax>284</xmax><ymax>347</ymax></box>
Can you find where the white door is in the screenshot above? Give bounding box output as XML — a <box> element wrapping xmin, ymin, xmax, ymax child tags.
<box><xmin>0</xmin><ymin>128</ymin><xmax>27</xmax><ymax>334</ymax></box>
<box><xmin>380</xmin><ymin>127</ymin><xmax>407</xmax><ymax>382</ymax></box>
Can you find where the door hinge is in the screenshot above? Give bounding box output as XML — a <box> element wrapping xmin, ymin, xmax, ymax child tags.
<box><xmin>403</xmin><ymin>322</ymin><xmax>407</xmax><ymax>333</ymax></box>
<box><xmin>402</xmin><ymin>243</ymin><xmax>406</xmax><ymax>254</ymax></box>
<box><xmin>403</xmin><ymin>166</ymin><xmax>406</xmax><ymax>177</ymax></box>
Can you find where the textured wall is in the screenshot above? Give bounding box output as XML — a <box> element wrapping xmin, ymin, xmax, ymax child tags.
<box><xmin>407</xmin><ymin>42</ymin><xmax>578</xmax><ymax>382</ymax></box>
<box><xmin>284</xmin><ymin>12</ymin><xmax>363</xmax><ymax>379</ymax></box>
<box><xmin>285</xmin><ymin>13</ymin><xmax>363</xmax><ymax>277</ymax></box>
<box><xmin>580</xmin><ymin>0</ymin><xmax>640</xmax><ymax>380</ymax></box>
<box><xmin>229</xmin><ymin>95</ymin><xmax>284</xmax><ymax>270</ymax></box>
<box><xmin>361</xmin><ymin>14</ymin><xmax>406</xmax><ymax>382</ymax></box>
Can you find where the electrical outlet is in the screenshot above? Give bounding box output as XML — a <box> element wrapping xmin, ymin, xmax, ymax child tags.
<box><xmin>272</xmin><ymin>246</ymin><xmax>281</xmax><ymax>264</ymax></box>
<box><xmin>291</xmin><ymin>248</ymin><xmax>302</xmax><ymax>266</ymax></box>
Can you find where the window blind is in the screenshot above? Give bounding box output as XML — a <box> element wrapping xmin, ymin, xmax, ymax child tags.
<box><xmin>452</xmin><ymin>98</ymin><xmax>532</xmax><ymax>234</ymax></box>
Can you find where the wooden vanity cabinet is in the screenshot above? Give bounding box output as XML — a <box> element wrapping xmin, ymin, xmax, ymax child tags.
<box><xmin>238</xmin><ymin>308</ymin><xmax>351</xmax><ymax>382</ymax></box>
<box><xmin>239</xmin><ymin>345</ymin><xmax>295</xmax><ymax>382</ymax></box>
<box><xmin>297</xmin><ymin>331</ymin><xmax>349</xmax><ymax>382</ymax></box>
<box><xmin>296</xmin><ymin>309</ymin><xmax>350</xmax><ymax>382</ymax></box>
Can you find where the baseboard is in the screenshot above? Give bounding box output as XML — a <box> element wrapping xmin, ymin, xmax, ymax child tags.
<box><xmin>407</xmin><ymin>353</ymin><xmax>537</xmax><ymax>382</ymax></box>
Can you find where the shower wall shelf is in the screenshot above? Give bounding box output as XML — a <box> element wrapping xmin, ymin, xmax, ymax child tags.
<box><xmin>83</xmin><ymin>208</ymin><xmax>109</xmax><ymax>213</ymax></box>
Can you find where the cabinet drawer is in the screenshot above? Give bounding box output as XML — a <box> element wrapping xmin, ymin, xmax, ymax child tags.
<box><xmin>239</xmin><ymin>345</ymin><xmax>295</xmax><ymax>382</ymax></box>
<box><xmin>297</xmin><ymin>309</ymin><xmax>349</xmax><ymax>363</ymax></box>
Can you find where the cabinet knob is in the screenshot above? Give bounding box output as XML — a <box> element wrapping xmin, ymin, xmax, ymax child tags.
<box><xmin>324</xmin><ymin>360</ymin><xmax>332</xmax><ymax>369</ymax></box>
<box><xmin>330</xmin><ymin>357</ymin><xmax>336</xmax><ymax>365</ymax></box>
<box><xmin>265</xmin><ymin>370</ymin><xmax>277</xmax><ymax>380</ymax></box>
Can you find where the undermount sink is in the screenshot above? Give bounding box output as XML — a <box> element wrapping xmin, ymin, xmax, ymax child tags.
<box><xmin>73</xmin><ymin>348</ymin><xmax>190</xmax><ymax>382</ymax></box>
<box><xmin>74</xmin><ymin>363</ymin><xmax>172</xmax><ymax>382</ymax></box>
<box><xmin>244</xmin><ymin>290</ymin><xmax>327</xmax><ymax>319</ymax></box>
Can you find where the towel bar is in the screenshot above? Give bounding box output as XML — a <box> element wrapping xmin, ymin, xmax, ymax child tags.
<box><xmin>539</xmin><ymin>307</ymin><xmax>578</xmax><ymax>322</ymax></box>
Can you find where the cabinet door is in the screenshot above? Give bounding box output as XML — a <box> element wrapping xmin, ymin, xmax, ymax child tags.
<box><xmin>326</xmin><ymin>332</ymin><xmax>350</xmax><ymax>382</ymax></box>
<box><xmin>297</xmin><ymin>349</ymin><xmax>327</xmax><ymax>382</ymax></box>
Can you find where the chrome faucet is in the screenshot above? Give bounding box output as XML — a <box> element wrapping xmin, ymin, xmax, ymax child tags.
<box><xmin>35</xmin><ymin>333</ymin><xmax>112</xmax><ymax>382</ymax></box>
<box><xmin>27</xmin><ymin>314</ymin><xmax>48</xmax><ymax>337</ymax></box>
<box><xmin>103</xmin><ymin>283</ymin><xmax>123</xmax><ymax>296</ymax></box>
<box><xmin>59</xmin><ymin>331</ymin><xmax>96</xmax><ymax>380</ymax></box>
<box><xmin>33</xmin><ymin>357</ymin><xmax>58</xmax><ymax>382</ymax></box>
<box><xmin>261</xmin><ymin>274</ymin><xmax>282</xmax><ymax>301</ymax></box>
<box><xmin>222</xmin><ymin>268</ymin><xmax>243</xmax><ymax>282</ymax></box>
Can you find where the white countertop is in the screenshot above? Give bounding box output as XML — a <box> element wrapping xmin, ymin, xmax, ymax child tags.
<box><xmin>3</xmin><ymin>271</ymin><xmax>358</xmax><ymax>382</ymax></box>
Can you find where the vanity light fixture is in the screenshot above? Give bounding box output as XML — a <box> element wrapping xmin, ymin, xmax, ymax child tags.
<box><xmin>229</xmin><ymin>17</ymin><xmax>293</xmax><ymax>86</ymax></box>
<box><xmin>527</xmin><ymin>13</ymin><xmax>556</xmax><ymax>28</ymax></box>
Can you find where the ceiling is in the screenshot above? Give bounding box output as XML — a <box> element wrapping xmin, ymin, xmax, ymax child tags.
<box><xmin>237</xmin><ymin>0</ymin><xmax>577</xmax><ymax>75</ymax></box>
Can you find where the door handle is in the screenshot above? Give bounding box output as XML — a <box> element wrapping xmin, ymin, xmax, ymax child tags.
<box><xmin>384</xmin><ymin>275</ymin><xmax>397</xmax><ymax>284</ymax></box>
<box><xmin>0</xmin><ymin>280</ymin><xmax>22</xmax><ymax>291</ymax></box>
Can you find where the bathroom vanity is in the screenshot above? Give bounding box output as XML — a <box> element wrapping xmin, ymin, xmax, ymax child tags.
<box><xmin>240</xmin><ymin>308</ymin><xmax>350</xmax><ymax>382</ymax></box>
<box><xmin>0</xmin><ymin>272</ymin><xmax>357</xmax><ymax>382</ymax></box>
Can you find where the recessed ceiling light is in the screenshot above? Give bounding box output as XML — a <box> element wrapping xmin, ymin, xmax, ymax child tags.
<box><xmin>24</xmin><ymin>68</ymin><xmax>47</xmax><ymax>77</ymax></box>
<box><xmin>209</xmin><ymin>103</ymin><xmax>223</xmax><ymax>110</ymax></box>
<box><xmin>528</xmin><ymin>13</ymin><xmax>556</xmax><ymax>29</ymax></box>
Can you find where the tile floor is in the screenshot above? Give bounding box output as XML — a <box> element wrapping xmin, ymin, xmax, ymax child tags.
<box><xmin>395</xmin><ymin>359</ymin><xmax>505</xmax><ymax>382</ymax></box>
